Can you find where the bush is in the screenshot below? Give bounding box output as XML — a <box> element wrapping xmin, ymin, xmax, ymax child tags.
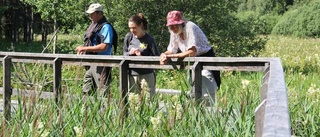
<box><xmin>272</xmin><ymin>1</ymin><xmax>320</xmax><ymax>37</ymax></box>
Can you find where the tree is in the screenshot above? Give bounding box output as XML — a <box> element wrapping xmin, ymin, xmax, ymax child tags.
<box><xmin>21</xmin><ymin>0</ymin><xmax>89</xmax><ymax>53</ymax></box>
<box><xmin>108</xmin><ymin>0</ymin><xmax>266</xmax><ymax>56</ymax></box>
<box><xmin>16</xmin><ymin>0</ymin><xmax>266</xmax><ymax>57</ymax></box>
<box><xmin>272</xmin><ymin>0</ymin><xmax>320</xmax><ymax>37</ymax></box>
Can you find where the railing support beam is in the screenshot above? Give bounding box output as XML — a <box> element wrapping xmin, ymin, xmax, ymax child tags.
<box><xmin>3</xmin><ymin>55</ymin><xmax>12</xmax><ymax>121</ymax></box>
<box><xmin>119</xmin><ymin>59</ymin><xmax>129</xmax><ymax>124</ymax></box>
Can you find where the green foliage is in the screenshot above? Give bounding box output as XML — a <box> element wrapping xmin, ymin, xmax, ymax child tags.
<box><xmin>107</xmin><ymin>0</ymin><xmax>266</xmax><ymax>57</ymax></box>
<box><xmin>237</xmin><ymin>0</ymin><xmax>286</xmax><ymax>15</ymax></box>
<box><xmin>237</xmin><ymin>11</ymin><xmax>280</xmax><ymax>35</ymax></box>
<box><xmin>0</xmin><ymin>6</ymin><xmax>8</xmax><ymax>15</ymax></box>
<box><xmin>236</xmin><ymin>0</ymin><xmax>287</xmax><ymax>38</ymax></box>
<box><xmin>18</xmin><ymin>0</ymin><xmax>266</xmax><ymax>56</ymax></box>
<box><xmin>272</xmin><ymin>0</ymin><xmax>320</xmax><ymax>37</ymax></box>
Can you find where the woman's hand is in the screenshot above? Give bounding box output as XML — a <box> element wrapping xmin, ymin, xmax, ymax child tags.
<box><xmin>129</xmin><ymin>48</ymin><xmax>140</xmax><ymax>56</ymax></box>
<box><xmin>160</xmin><ymin>53</ymin><xmax>168</xmax><ymax>65</ymax></box>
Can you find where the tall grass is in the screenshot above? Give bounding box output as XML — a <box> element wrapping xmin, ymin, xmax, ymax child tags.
<box><xmin>0</xmin><ymin>35</ymin><xmax>319</xmax><ymax>136</ymax></box>
<box><xmin>260</xmin><ymin>35</ymin><xmax>320</xmax><ymax>136</ymax></box>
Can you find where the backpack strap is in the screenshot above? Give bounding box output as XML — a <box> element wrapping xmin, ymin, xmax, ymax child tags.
<box><xmin>126</xmin><ymin>32</ymin><xmax>133</xmax><ymax>46</ymax></box>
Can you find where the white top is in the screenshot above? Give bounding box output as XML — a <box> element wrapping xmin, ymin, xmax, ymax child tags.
<box><xmin>167</xmin><ymin>21</ymin><xmax>212</xmax><ymax>56</ymax></box>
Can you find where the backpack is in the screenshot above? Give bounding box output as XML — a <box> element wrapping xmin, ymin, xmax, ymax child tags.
<box><xmin>108</xmin><ymin>23</ymin><xmax>118</xmax><ymax>55</ymax></box>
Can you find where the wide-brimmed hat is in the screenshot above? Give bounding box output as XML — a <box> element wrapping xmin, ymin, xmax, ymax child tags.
<box><xmin>85</xmin><ymin>3</ymin><xmax>103</xmax><ymax>14</ymax></box>
<box><xmin>166</xmin><ymin>10</ymin><xmax>185</xmax><ymax>26</ymax></box>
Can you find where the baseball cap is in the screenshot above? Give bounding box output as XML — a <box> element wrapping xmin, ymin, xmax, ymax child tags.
<box><xmin>85</xmin><ymin>3</ymin><xmax>103</xmax><ymax>14</ymax></box>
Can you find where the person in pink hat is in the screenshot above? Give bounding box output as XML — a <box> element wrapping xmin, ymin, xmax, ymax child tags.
<box><xmin>160</xmin><ymin>10</ymin><xmax>221</xmax><ymax>105</ymax></box>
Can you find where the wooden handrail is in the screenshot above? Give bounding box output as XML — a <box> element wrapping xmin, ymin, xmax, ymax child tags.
<box><xmin>0</xmin><ymin>52</ymin><xmax>291</xmax><ymax>136</ymax></box>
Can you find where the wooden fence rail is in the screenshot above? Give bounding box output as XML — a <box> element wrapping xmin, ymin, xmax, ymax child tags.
<box><xmin>0</xmin><ymin>52</ymin><xmax>291</xmax><ymax>137</ymax></box>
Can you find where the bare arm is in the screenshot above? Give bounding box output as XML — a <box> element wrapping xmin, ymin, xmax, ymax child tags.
<box><xmin>160</xmin><ymin>46</ymin><xmax>196</xmax><ymax>64</ymax></box>
<box><xmin>76</xmin><ymin>43</ymin><xmax>108</xmax><ymax>54</ymax></box>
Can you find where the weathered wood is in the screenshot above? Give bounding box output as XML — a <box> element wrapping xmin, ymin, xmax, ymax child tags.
<box><xmin>264</xmin><ymin>63</ymin><xmax>270</xmax><ymax>74</ymax></box>
<box><xmin>0</xmin><ymin>88</ymin><xmax>182</xmax><ymax>97</ymax></box>
<box><xmin>0</xmin><ymin>52</ymin><xmax>291</xmax><ymax>137</ymax></box>
<box><xmin>119</xmin><ymin>59</ymin><xmax>129</xmax><ymax>123</ymax></box>
<box><xmin>203</xmin><ymin>66</ymin><xmax>265</xmax><ymax>71</ymax></box>
<box><xmin>11</xmin><ymin>59</ymin><xmax>53</xmax><ymax>64</ymax></box>
<box><xmin>192</xmin><ymin>62</ymin><xmax>202</xmax><ymax>101</ymax></box>
<box><xmin>53</xmin><ymin>58</ymin><xmax>62</xmax><ymax>106</ymax></box>
<box><xmin>261</xmin><ymin>71</ymin><xmax>270</xmax><ymax>101</ymax></box>
<box><xmin>0</xmin><ymin>52</ymin><xmax>270</xmax><ymax>72</ymax></box>
<box><xmin>260</xmin><ymin>82</ymin><xmax>268</xmax><ymax>101</ymax></box>
<box><xmin>156</xmin><ymin>89</ymin><xmax>181</xmax><ymax>94</ymax></box>
<box><xmin>64</xmin><ymin>61</ymin><xmax>119</xmax><ymax>67</ymax></box>
<box><xmin>0</xmin><ymin>51</ymin><xmax>273</xmax><ymax>62</ymax></box>
<box><xmin>0</xmin><ymin>87</ymin><xmax>183</xmax><ymax>102</ymax></box>
<box><xmin>3</xmin><ymin>56</ymin><xmax>12</xmax><ymax>121</ymax></box>
<box><xmin>0</xmin><ymin>88</ymin><xmax>54</xmax><ymax>99</ymax></box>
<box><xmin>255</xmin><ymin>99</ymin><xmax>266</xmax><ymax>137</ymax></box>
<box><xmin>263</xmin><ymin>58</ymin><xmax>291</xmax><ymax>137</ymax></box>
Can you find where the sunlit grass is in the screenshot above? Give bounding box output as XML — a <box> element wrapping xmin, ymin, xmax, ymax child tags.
<box><xmin>261</xmin><ymin>35</ymin><xmax>320</xmax><ymax>136</ymax></box>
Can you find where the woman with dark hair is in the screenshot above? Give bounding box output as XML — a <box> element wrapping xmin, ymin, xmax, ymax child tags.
<box><xmin>124</xmin><ymin>13</ymin><xmax>160</xmax><ymax>97</ymax></box>
<box><xmin>160</xmin><ymin>10</ymin><xmax>221</xmax><ymax>105</ymax></box>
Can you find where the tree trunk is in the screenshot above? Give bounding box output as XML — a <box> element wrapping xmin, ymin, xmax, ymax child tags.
<box><xmin>4</xmin><ymin>11</ymin><xmax>12</xmax><ymax>41</ymax></box>
<box><xmin>30</xmin><ymin>9</ymin><xmax>34</xmax><ymax>41</ymax></box>
<box><xmin>13</xmin><ymin>0</ymin><xmax>19</xmax><ymax>43</ymax></box>
<box><xmin>24</xmin><ymin>6</ymin><xmax>29</xmax><ymax>43</ymax></box>
<box><xmin>0</xmin><ymin>15</ymin><xmax>2</xmax><ymax>40</ymax></box>
<box><xmin>53</xmin><ymin>19</ymin><xmax>57</xmax><ymax>54</ymax></box>
<box><xmin>42</xmin><ymin>21</ymin><xmax>47</xmax><ymax>45</ymax></box>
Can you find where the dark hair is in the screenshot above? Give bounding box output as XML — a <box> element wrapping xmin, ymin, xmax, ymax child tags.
<box><xmin>129</xmin><ymin>13</ymin><xmax>148</xmax><ymax>30</ymax></box>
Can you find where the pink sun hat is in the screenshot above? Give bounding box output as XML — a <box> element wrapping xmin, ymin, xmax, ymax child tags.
<box><xmin>166</xmin><ymin>10</ymin><xmax>186</xmax><ymax>26</ymax></box>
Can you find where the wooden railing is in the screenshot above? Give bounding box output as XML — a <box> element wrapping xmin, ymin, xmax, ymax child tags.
<box><xmin>0</xmin><ymin>52</ymin><xmax>291</xmax><ymax>137</ymax></box>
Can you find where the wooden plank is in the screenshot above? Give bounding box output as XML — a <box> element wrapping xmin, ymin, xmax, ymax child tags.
<box><xmin>261</xmin><ymin>71</ymin><xmax>270</xmax><ymax>101</ymax></box>
<box><xmin>53</xmin><ymin>58</ymin><xmax>62</xmax><ymax>106</ymax></box>
<box><xmin>3</xmin><ymin>56</ymin><xmax>12</xmax><ymax>120</ymax></box>
<box><xmin>255</xmin><ymin>99</ymin><xmax>266</xmax><ymax>137</ymax></box>
<box><xmin>203</xmin><ymin>66</ymin><xmax>265</xmax><ymax>71</ymax></box>
<box><xmin>0</xmin><ymin>88</ymin><xmax>54</xmax><ymax>99</ymax></box>
<box><xmin>192</xmin><ymin>62</ymin><xmax>202</xmax><ymax>101</ymax></box>
<box><xmin>63</xmin><ymin>61</ymin><xmax>119</xmax><ymax>67</ymax></box>
<box><xmin>0</xmin><ymin>51</ymin><xmax>272</xmax><ymax>63</ymax></box>
<box><xmin>264</xmin><ymin>63</ymin><xmax>270</xmax><ymax>74</ymax></box>
<box><xmin>156</xmin><ymin>89</ymin><xmax>181</xmax><ymax>94</ymax></box>
<box><xmin>260</xmin><ymin>83</ymin><xmax>268</xmax><ymax>101</ymax></box>
<box><xmin>262</xmin><ymin>58</ymin><xmax>291</xmax><ymax>137</ymax></box>
<box><xmin>0</xmin><ymin>88</ymin><xmax>182</xmax><ymax>98</ymax></box>
<box><xmin>11</xmin><ymin>58</ymin><xmax>54</xmax><ymax>64</ymax></box>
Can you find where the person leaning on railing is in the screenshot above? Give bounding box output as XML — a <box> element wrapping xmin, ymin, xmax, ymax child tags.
<box><xmin>123</xmin><ymin>13</ymin><xmax>160</xmax><ymax>97</ymax></box>
<box><xmin>159</xmin><ymin>10</ymin><xmax>221</xmax><ymax>104</ymax></box>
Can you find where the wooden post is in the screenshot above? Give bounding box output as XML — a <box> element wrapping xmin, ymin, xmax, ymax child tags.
<box><xmin>3</xmin><ymin>56</ymin><xmax>12</xmax><ymax>121</ymax></box>
<box><xmin>192</xmin><ymin>62</ymin><xmax>202</xmax><ymax>101</ymax></box>
<box><xmin>119</xmin><ymin>60</ymin><xmax>129</xmax><ymax>123</ymax></box>
<box><xmin>53</xmin><ymin>58</ymin><xmax>62</xmax><ymax>106</ymax></box>
<box><xmin>255</xmin><ymin>99</ymin><xmax>266</xmax><ymax>137</ymax></box>
<box><xmin>260</xmin><ymin>64</ymin><xmax>269</xmax><ymax>101</ymax></box>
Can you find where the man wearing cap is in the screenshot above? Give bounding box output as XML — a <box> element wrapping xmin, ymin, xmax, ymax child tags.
<box><xmin>160</xmin><ymin>10</ymin><xmax>221</xmax><ymax>105</ymax></box>
<box><xmin>75</xmin><ymin>3</ymin><xmax>114</xmax><ymax>96</ymax></box>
